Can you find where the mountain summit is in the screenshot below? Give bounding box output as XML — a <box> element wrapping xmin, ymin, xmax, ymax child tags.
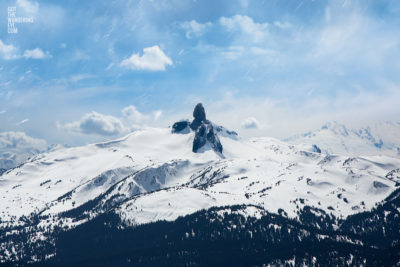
<box><xmin>172</xmin><ymin>103</ymin><xmax>232</xmax><ymax>154</ymax></box>
<box><xmin>190</xmin><ymin>103</ymin><xmax>206</xmax><ymax>130</ymax></box>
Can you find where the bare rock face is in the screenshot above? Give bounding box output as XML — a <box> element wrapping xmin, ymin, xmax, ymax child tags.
<box><xmin>190</xmin><ymin>103</ymin><xmax>207</xmax><ymax>131</ymax></box>
<box><xmin>171</xmin><ymin>103</ymin><xmax>224</xmax><ymax>154</ymax></box>
<box><xmin>192</xmin><ymin>124</ymin><xmax>207</xmax><ymax>152</ymax></box>
<box><xmin>192</xmin><ymin>122</ymin><xmax>223</xmax><ymax>154</ymax></box>
<box><xmin>193</xmin><ymin>103</ymin><xmax>206</xmax><ymax>121</ymax></box>
<box><xmin>172</xmin><ymin>120</ymin><xmax>190</xmax><ymax>133</ymax></box>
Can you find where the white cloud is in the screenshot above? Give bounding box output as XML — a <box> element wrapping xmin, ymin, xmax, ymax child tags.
<box><xmin>122</xmin><ymin>105</ymin><xmax>145</xmax><ymax>123</ymax></box>
<box><xmin>17</xmin><ymin>0</ymin><xmax>39</xmax><ymax>14</ymax></box>
<box><xmin>0</xmin><ymin>42</ymin><xmax>51</xmax><ymax>60</ymax></box>
<box><xmin>0</xmin><ymin>131</ymin><xmax>47</xmax><ymax>170</ymax></box>
<box><xmin>0</xmin><ymin>131</ymin><xmax>46</xmax><ymax>150</ymax></box>
<box><xmin>181</xmin><ymin>20</ymin><xmax>212</xmax><ymax>39</ymax></box>
<box><xmin>0</xmin><ymin>40</ymin><xmax>19</xmax><ymax>60</ymax></box>
<box><xmin>220</xmin><ymin>15</ymin><xmax>268</xmax><ymax>42</ymax></box>
<box><xmin>120</xmin><ymin>45</ymin><xmax>173</xmax><ymax>71</ymax></box>
<box><xmin>60</xmin><ymin>112</ymin><xmax>127</xmax><ymax>136</ymax></box>
<box><xmin>0</xmin><ymin>110</ymin><xmax>5</xmax><ymax>115</ymax></box>
<box><xmin>122</xmin><ymin>105</ymin><xmax>163</xmax><ymax>124</ymax></box>
<box><xmin>59</xmin><ymin>106</ymin><xmax>163</xmax><ymax>137</ymax></box>
<box><xmin>23</xmin><ymin>48</ymin><xmax>52</xmax><ymax>59</ymax></box>
<box><xmin>241</xmin><ymin>117</ymin><xmax>260</xmax><ymax>129</ymax></box>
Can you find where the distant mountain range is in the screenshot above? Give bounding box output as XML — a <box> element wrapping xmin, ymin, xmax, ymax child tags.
<box><xmin>1</xmin><ymin>108</ymin><xmax>399</xmax><ymax>265</ymax></box>
<box><xmin>286</xmin><ymin>121</ymin><xmax>400</xmax><ymax>157</ymax></box>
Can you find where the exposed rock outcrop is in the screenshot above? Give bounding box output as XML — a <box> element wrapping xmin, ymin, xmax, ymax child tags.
<box><xmin>192</xmin><ymin>122</ymin><xmax>223</xmax><ymax>153</ymax></box>
<box><xmin>172</xmin><ymin>103</ymin><xmax>228</xmax><ymax>154</ymax></box>
<box><xmin>172</xmin><ymin>120</ymin><xmax>190</xmax><ymax>133</ymax></box>
<box><xmin>190</xmin><ymin>103</ymin><xmax>206</xmax><ymax>131</ymax></box>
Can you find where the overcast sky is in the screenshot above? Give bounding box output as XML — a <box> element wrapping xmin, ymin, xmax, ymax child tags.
<box><xmin>0</xmin><ymin>0</ymin><xmax>400</xmax><ymax>147</ymax></box>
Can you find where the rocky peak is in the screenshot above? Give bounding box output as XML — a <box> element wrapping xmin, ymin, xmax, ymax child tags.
<box><xmin>172</xmin><ymin>103</ymin><xmax>224</xmax><ymax>154</ymax></box>
<box><xmin>193</xmin><ymin>103</ymin><xmax>206</xmax><ymax>122</ymax></box>
<box><xmin>190</xmin><ymin>103</ymin><xmax>207</xmax><ymax>131</ymax></box>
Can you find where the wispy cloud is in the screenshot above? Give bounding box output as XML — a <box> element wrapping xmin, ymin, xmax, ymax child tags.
<box><xmin>220</xmin><ymin>15</ymin><xmax>269</xmax><ymax>42</ymax></box>
<box><xmin>16</xmin><ymin>119</ymin><xmax>29</xmax><ymax>125</ymax></box>
<box><xmin>69</xmin><ymin>74</ymin><xmax>95</xmax><ymax>83</ymax></box>
<box><xmin>181</xmin><ymin>20</ymin><xmax>212</xmax><ymax>39</ymax></box>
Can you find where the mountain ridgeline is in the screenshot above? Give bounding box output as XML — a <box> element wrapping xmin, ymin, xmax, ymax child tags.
<box><xmin>0</xmin><ymin>104</ymin><xmax>400</xmax><ymax>266</ymax></box>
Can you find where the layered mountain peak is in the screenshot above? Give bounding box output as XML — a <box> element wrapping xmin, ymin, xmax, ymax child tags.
<box><xmin>172</xmin><ymin>103</ymin><xmax>235</xmax><ymax>154</ymax></box>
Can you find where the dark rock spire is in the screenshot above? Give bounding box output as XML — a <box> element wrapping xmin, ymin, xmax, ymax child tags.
<box><xmin>171</xmin><ymin>103</ymin><xmax>224</xmax><ymax>154</ymax></box>
<box><xmin>190</xmin><ymin>103</ymin><xmax>206</xmax><ymax>131</ymax></box>
<box><xmin>193</xmin><ymin>103</ymin><xmax>206</xmax><ymax>121</ymax></box>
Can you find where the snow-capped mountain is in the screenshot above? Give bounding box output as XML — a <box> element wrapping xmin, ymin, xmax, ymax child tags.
<box><xmin>285</xmin><ymin>121</ymin><xmax>400</xmax><ymax>157</ymax></box>
<box><xmin>1</xmin><ymin>106</ymin><xmax>400</xmax><ymax>265</ymax></box>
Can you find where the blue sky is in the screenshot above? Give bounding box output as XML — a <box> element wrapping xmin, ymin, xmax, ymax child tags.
<box><xmin>0</xmin><ymin>0</ymin><xmax>400</xmax><ymax>146</ymax></box>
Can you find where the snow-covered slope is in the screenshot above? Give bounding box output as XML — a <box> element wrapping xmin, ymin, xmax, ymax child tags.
<box><xmin>117</xmin><ymin>136</ymin><xmax>400</xmax><ymax>225</ymax></box>
<box><xmin>1</xmin><ymin>126</ymin><xmax>399</xmax><ymax>228</ymax></box>
<box><xmin>285</xmin><ymin>121</ymin><xmax>400</xmax><ymax>157</ymax></box>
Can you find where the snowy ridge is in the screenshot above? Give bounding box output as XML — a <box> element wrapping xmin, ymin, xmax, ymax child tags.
<box><xmin>286</xmin><ymin>121</ymin><xmax>400</xmax><ymax>157</ymax></box>
<box><xmin>117</xmin><ymin>136</ymin><xmax>400</xmax><ymax>226</ymax></box>
<box><xmin>1</xmin><ymin>116</ymin><xmax>400</xmax><ymax>263</ymax></box>
<box><xmin>1</xmin><ymin>126</ymin><xmax>399</xmax><ymax>228</ymax></box>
